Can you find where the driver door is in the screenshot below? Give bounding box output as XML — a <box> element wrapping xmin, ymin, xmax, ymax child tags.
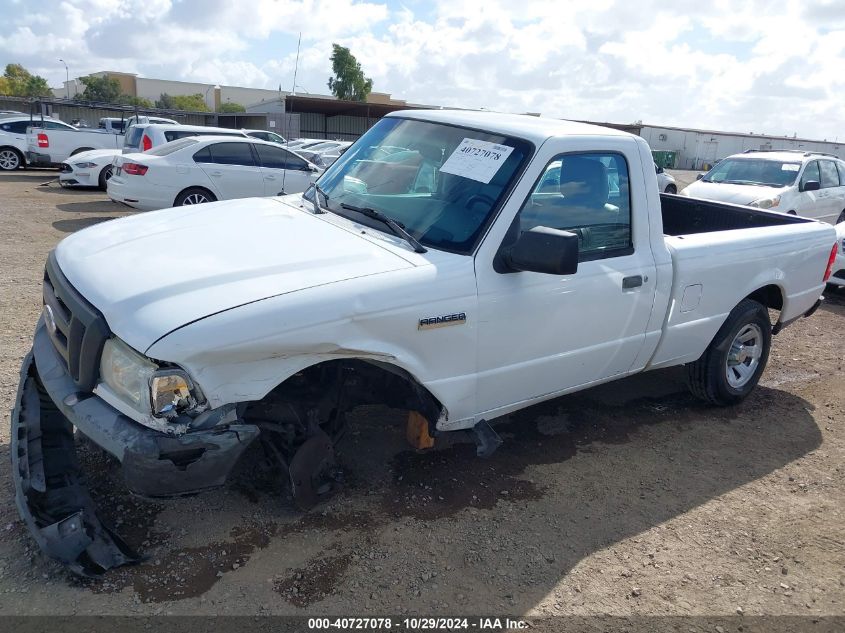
<box><xmin>474</xmin><ymin>142</ymin><xmax>657</xmax><ymax>417</ymax></box>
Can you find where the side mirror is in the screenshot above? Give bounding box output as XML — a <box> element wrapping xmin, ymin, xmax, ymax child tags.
<box><xmin>656</xmin><ymin>166</ymin><xmax>664</xmax><ymax>174</ymax></box>
<box><xmin>696</xmin><ymin>173</ymin><xmax>705</xmax><ymax>180</ymax></box>
<box><xmin>503</xmin><ymin>227</ymin><xmax>579</xmax><ymax>275</ymax></box>
<box><xmin>801</xmin><ymin>180</ymin><xmax>820</xmax><ymax>192</ymax></box>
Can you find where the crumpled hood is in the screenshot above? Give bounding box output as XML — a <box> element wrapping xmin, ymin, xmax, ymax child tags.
<box><xmin>681</xmin><ymin>180</ymin><xmax>784</xmax><ymax>205</ymax></box>
<box><xmin>55</xmin><ymin>197</ymin><xmax>415</xmax><ymax>353</ymax></box>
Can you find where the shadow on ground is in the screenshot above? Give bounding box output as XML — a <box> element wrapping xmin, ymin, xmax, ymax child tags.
<box><xmin>52</xmin><ymin>217</ymin><xmax>121</xmax><ymax>233</ymax></box>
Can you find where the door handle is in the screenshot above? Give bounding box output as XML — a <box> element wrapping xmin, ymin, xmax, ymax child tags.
<box><xmin>622</xmin><ymin>275</ymin><xmax>644</xmax><ymax>289</ymax></box>
<box><xmin>264</xmin><ymin>175</ymin><xmax>276</xmax><ymax>180</ymax></box>
<box><xmin>209</xmin><ymin>171</ymin><xmax>222</xmax><ymax>177</ymax></box>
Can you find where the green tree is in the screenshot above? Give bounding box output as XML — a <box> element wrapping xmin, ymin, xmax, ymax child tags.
<box><xmin>0</xmin><ymin>76</ymin><xmax>9</xmax><ymax>95</ymax></box>
<box><xmin>156</xmin><ymin>92</ymin><xmax>209</xmax><ymax>111</ymax></box>
<box><xmin>3</xmin><ymin>63</ymin><xmax>51</xmax><ymax>97</ymax></box>
<box><xmin>79</xmin><ymin>75</ymin><xmax>122</xmax><ymax>102</ymax></box>
<box><xmin>327</xmin><ymin>44</ymin><xmax>372</xmax><ymax>102</ymax></box>
<box><xmin>117</xmin><ymin>95</ymin><xmax>154</xmax><ymax>108</ymax></box>
<box><xmin>218</xmin><ymin>102</ymin><xmax>245</xmax><ymax>113</ymax></box>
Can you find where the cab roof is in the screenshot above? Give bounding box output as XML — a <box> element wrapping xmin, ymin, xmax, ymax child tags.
<box><xmin>387</xmin><ymin>109</ymin><xmax>635</xmax><ymax>145</ymax></box>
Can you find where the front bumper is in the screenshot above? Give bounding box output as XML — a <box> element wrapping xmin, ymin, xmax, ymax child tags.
<box><xmin>11</xmin><ymin>321</ymin><xmax>260</xmax><ymax>574</ymax></box>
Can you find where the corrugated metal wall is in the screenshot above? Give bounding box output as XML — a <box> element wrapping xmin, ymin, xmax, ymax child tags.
<box><xmin>296</xmin><ymin>112</ymin><xmax>374</xmax><ymax>140</ymax></box>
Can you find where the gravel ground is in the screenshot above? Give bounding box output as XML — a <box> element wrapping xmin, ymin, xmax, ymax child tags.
<box><xmin>0</xmin><ymin>169</ymin><xmax>842</xmax><ymax>623</ymax></box>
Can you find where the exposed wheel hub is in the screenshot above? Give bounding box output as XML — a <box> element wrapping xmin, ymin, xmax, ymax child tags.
<box><xmin>726</xmin><ymin>323</ymin><xmax>763</xmax><ymax>388</ymax></box>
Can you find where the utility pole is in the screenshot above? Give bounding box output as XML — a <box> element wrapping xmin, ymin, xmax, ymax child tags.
<box><xmin>59</xmin><ymin>59</ymin><xmax>69</xmax><ymax>99</ymax></box>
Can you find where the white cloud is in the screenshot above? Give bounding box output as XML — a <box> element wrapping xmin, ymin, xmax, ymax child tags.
<box><xmin>0</xmin><ymin>0</ymin><xmax>842</xmax><ymax>139</ymax></box>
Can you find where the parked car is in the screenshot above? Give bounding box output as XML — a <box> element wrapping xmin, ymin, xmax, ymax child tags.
<box><xmin>827</xmin><ymin>222</ymin><xmax>845</xmax><ymax>290</ymax></box>
<box><xmin>58</xmin><ymin>148</ymin><xmax>121</xmax><ymax>190</ymax></box>
<box><xmin>107</xmin><ymin>135</ymin><xmax>320</xmax><ymax>210</ymax></box>
<box><xmin>656</xmin><ymin>163</ymin><xmax>677</xmax><ymax>193</ymax></box>
<box><xmin>25</xmin><ymin>119</ymin><xmax>124</xmax><ymax>166</ymax></box>
<box><xmin>122</xmin><ymin>123</ymin><xmax>249</xmax><ymax>154</ymax></box>
<box><xmin>12</xmin><ymin>109</ymin><xmax>839</xmax><ymax>576</ymax></box>
<box><xmin>681</xmin><ymin>150</ymin><xmax>845</xmax><ymax>224</ymax></box>
<box><xmin>244</xmin><ymin>129</ymin><xmax>287</xmax><ymax>145</ymax></box>
<box><xmin>125</xmin><ymin>115</ymin><xmax>179</xmax><ymax>128</ymax></box>
<box><xmin>285</xmin><ymin>137</ymin><xmax>325</xmax><ymax>149</ymax></box>
<box><xmin>297</xmin><ymin>141</ymin><xmax>353</xmax><ymax>168</ymax></box>
<box><xmin>0</xmin><ymin>116</ymin><xmax>76</xmax><ymax>170</ymax></box>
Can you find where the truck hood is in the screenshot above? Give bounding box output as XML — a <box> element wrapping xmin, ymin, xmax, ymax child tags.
<box><xmin>681</xmin><ymin>180</ymin><xmax>784</xmax><ymax>205</ymax></box>
<box><xmin>55</xmin><ymin>197</ymin><xmax>416</xmax><ymax>353</ymax></box>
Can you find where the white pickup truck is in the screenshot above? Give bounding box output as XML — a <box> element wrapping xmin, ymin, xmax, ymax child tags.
<box><xmin>11</xmin><ymin>110</ymin><xmax>839</xmax><ymax>576</ymax></box>
<box><xmin>25</xmin><ymin>119</ymin><xmax>124</xmax><ymax>166</ymax></box>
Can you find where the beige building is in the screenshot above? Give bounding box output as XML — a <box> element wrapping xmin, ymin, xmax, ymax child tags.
<box><xmin>59</xmin><ymin>71</ymin><xmax>410</xmax><ymax>111</ymax></box>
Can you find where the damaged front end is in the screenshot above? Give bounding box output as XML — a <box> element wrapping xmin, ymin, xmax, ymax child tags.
<box><xmin>11</xmin><ymin>325</ymin><xmax>260</xmax><ymax>577</ymax></box>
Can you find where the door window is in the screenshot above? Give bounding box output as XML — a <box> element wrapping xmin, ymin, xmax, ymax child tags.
<box><xmin>819</xmin><ymin>160</ymin><xmax>841</xmax><ymax>188</ymax></box>
<box><xmin>515</xmin><ymin>152</ymin><xmax>632</xmax><ymax>260</ymax></box>
<box><xmin>0</xmin><ymin>121</ymin><xmax>29</xmax><ymax>133</ymax></box>
<box><xmin>206</xmin><ymin>142</ymin><xmax>257</xmax><ymax>166</ymax></box>
<box><xmin>800</xmin><ymin>161</ymin><xmax>820</xmax><ymax>189</ymax></box>
<box><xmin>255</xmin><ymin>144</ymin><xmax>290</xmax><ymax>169</ymax></box>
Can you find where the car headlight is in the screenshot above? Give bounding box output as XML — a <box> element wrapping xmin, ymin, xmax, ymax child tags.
<box><xmin>73</xmin><ymin>161</ymin><xmax>98</xmax><ymax>168</ymax></box>
<box><xmin>100</xmin><ymin>338</ymin><xmax>202</xmax><ymax>418</ymax></box>
<box><xmin>749</xmin><ymin>195</ymin><xmax>781</xmax><ymax>209</ymax></box>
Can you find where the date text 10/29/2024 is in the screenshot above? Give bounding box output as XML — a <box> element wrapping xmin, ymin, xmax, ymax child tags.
<box><xmin>307</xmin><ymin>617</ymin><xmax>530</xmax><ymax>631</ymax></box>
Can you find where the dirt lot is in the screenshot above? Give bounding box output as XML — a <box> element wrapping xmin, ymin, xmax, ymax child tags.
<box><xmin>0</xmin><ymin>169</ymin><xmax>842</xmax><ymax>623</ymax></box>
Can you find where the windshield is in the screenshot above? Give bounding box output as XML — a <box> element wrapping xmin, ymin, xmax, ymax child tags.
<box><xmin>702</xmin><ymin>158</ymin><xmax>800</xmax><ymax>187</ymax></box>
<box><xmin>124</xmin><ymin>125</ymin><xmax>144</xmax><ymax>148</ymax></box>
<box><xmin>311</xmin><ymin>117</ymin><xmax>531</xmax><ymax>254</ymax></box>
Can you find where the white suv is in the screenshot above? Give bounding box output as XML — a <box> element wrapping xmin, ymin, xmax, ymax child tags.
<box><xmin>122</xmin><ymin>123</ymin><xmax>249</xmax><ymax>154</ymax></box>
<box><xmin>0</xmin><ymin>116</ymin><xmax>76</xmax><ymax>170</ymax></box>
<box><xmin>681</xmin><ymin>150</ymin><xmax>845</xmax><ymax>224</ymax></box>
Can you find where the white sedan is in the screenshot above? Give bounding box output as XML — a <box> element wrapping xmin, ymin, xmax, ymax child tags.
<box><xmin>107</xmin><ymin>136</ymin><xmax>321</xmax><ymax>211</ymax></box>
<box><xmin>58</xmin><ymin>148</ymin><xmax>121</xmax><ymax>190</ymax></box>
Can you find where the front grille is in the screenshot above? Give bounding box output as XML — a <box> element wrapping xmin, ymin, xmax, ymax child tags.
<box><xmin>43</xmin><ymin>251</ymin><xmax>110</xmax><ymax>391</ymax></box>
<box><xmin>58</xmin><ymin>163</ymin><xmax>72</xmax><ymax>173</ymax></box>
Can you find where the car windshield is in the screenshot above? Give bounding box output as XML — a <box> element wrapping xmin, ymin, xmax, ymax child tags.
<box><xmin>702</xmin><ymin>158</ymin><xmax>800</xmax><ymax>187</ymax></box>
<box><xmin>310</xmin><ymin>117</ymin><xmax>531</xmax><ymax>254</ymax></box>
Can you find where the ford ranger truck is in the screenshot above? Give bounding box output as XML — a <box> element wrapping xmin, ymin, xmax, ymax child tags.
<box><xmin>11</xmin><ymin>110</ymin><xmax>839</xmax><ymax>576</ymax></box>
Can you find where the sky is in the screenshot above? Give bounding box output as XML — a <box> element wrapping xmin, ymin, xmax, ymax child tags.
<box><xmin>1</xmin><ymin>0</ymin><xmax>844</xmax><ymax>140</ymax></box>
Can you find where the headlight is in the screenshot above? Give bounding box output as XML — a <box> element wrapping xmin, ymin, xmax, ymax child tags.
<box><xmin>100</xmin><ymin>338</ymin><xmax>202</xmax><ymax>418</ymax></box>
<box><xmin>749</xmin><ymin>195</ymin><xmax>781</xmax><ymax>209</ymax></box>
<box><xmin>73</xmin><ymin>161</ymin><xmax>98</xmax><ymax>168</ymax></box>
<box><xmin>100</xmin><ymin>338</ymin><xmax>157</xmax><ymax>414</ymax></box>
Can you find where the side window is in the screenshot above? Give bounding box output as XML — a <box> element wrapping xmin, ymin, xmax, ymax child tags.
<box><xmin>800</xmin><ymin>161</ymin><xmax>820</xmax><ymax>188</ymax></box>
<box><xmin>516</xmin><ymin>152</ymin><xmax>632</xmax><ymax>260</ymax></box>
<box><xmin>192</xmin><ymin>146</ymin><xmax>212</xmax><ymax>163</ymax></box>
<box><xmin>285</xmin><ymin>152</ymin><xmax>310</xmax><ymax>171</ymax></box>
<box><xmin>837</xmin><ymin>161</ymin><xmax>845</xmax><ymax>185</ymax></box>
<box><xmin>1</xmin><ymin>121</ymin><xmax>29</xmax><ymax>133</ymax></box>
<box><xmin>254</xmin><ymin>144</ymin><xmax>287</xmax><ymax>169</ymax></box>
<box><xmin>43</xmin><ymin>121</ymin><xmax>74</xmax><ymax>130</ymax></box>
<box><xmin>249</xmin><ymin>132</ymin><xmax>269</xmax><ymax>141</ymax></box>
<box><xmin>208</xmin><ymin>142</ymin><xmax>256</xmax><ymax>166</ymax></box>
<box><xmin>819</xmin><ymin>160</ymin><xmax>840</xmax><ymax>188</ymax></box>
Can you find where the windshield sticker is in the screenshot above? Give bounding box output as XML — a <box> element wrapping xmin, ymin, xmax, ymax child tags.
<box><xmin>782</xmin><ymin>164</ymin><xmax>800</xmax><ymax>171</ymax></box>
<box><xmin>439</xmin><ymin>138</ymin><xmax>514</xmax><ymax>184</ymax></box>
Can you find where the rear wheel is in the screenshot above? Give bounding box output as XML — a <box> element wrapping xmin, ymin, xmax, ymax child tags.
<box><xmin>97</xmin><ymin>164</ymin><xmax>113</xmax><ymax>190</ymax></box>
<box><xmin>174</xmin><ymin>187</ymin><xmax>217</xmax><ymax>206</ymax></box>
<box><xmin>665</xmin><ymin>184</ymin><xmax>677</xmax><ymax>194</ymax></box>
<box><xmin>686</xmin><ymin>299</ymin><xmax>771</xmax><ymax>405</ymax></box>
<box><xmin>0</xmin><ymin>148</ymin><xmax>22</xmax><ymax>171</ymax></box>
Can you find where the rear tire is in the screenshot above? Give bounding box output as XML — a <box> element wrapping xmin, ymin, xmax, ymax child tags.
<box><xmin>0</xmin><ymin>148</ymin><xmax>22</xmax><ymax>171</ymax></box>
<box><xmin>174</xmin><ymin>187</ymin><xmax>216</xmax><ymax>206</ymax></box>
<box><xmin>665</xmin><ymin>184</ymin><xmax>677</xmax><ymax>194</ymax></box>
<box><xmin>98</xmin><ymin>164</ymin><xmax>113</xmax><ymax>191</ymax></box>
<box><xmin>686</xmin><ymin>299</ymin><xmax>771</xmax><ymax>406</ymax></box>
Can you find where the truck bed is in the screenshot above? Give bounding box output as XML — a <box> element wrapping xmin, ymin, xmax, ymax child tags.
<box><xmin>660</xmin><ymin>193</ymin><xmax>810</xmax><ymax>236</ymax></box>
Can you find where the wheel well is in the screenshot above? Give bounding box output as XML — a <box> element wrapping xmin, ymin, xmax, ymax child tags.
<box><xmin>70</xmin><ymin>147</ymin><xmax>94</xmax><ymax>156</ymax></box>
<box><xmin>174</xmin><ymin>186</ymin><xmax>214</xmax><ymax>206</ymax></box>
<box><xmin>746</xmin><ymin>284</ymin><xmax>783</xmax><ymax>312</ymax></box>
<box><xmin>0</xmin><ymin>145</ymin><xmax>23</xmax><ymax>155</ymax></box>
<box><xmin>246</xmin><ymin>358</ymin><xmax>444</xmax><ymax>434</ymax></box>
